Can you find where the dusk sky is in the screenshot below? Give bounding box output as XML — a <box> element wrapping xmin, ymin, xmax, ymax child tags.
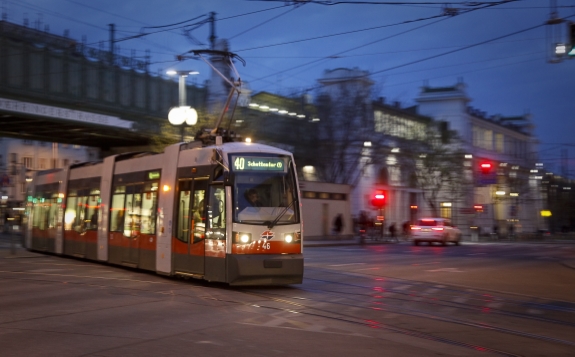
<box><xmin>5</xmin><ymin>0</ymin><xmax>575</xmax><ymax>175</ymax></box>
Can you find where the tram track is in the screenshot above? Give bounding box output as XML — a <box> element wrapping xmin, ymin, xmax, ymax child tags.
<box><xmin>307</xmin><ymin>266</ymin><xmax>575</xmax><ymax>312</ymax></box>
<box><xmin>259</xmin><ymin>284</ymin><xmax>575</xmax><ymax>347</ymax></box>
<box><xmin>2</xmin><ymin>258</ymin><xmax>575</xmax><ymax>356</ymax></box>
<box><xmin>231</xmin><ymin>268</ymin><xmax>575</xmax><ymax>356</ymax></box>
<box><xmin>0</xmin><ymin>267</ymin><xmax>534</xmax><ymax>356</ymax></box>
<box><xmin>297</xmin><ymin>274</ymin><xmax>575</xmax><ymax>328</ymax></box>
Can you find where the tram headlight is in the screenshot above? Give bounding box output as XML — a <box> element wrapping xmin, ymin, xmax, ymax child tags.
<box><xmin>283</xmin><ymin>232</ymin><xmax>301</xmax><ymax>244</ymax></box>
<box><xmin>234</xmin><ymin>232</ymin><xmax>252</xmax><ymax>244</ymax></box>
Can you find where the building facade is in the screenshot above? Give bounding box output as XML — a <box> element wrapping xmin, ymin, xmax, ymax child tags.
<box><xmin>0</xmin><ymin>137</ymin><xmax>98</xmax><ymax>230</ymax></box>
<box><xmin>416</xmin><ymin>81</ymin><xmax>543</xmax><ymax>235</ymax></box>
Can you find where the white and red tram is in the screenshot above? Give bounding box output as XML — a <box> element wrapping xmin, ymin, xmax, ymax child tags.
<box><xmin>25</xmin><ymin>139</ymin><xmax>304</xmax><ymax>285</ymax></box>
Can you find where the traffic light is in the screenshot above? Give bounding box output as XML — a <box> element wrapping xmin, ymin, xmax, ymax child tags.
<box><xmin>479</xmin><ymin>161</ymin><xmax>493</xmax><ymax>174</ymax></box>
<box><xmin>371</xmin><ymin>190</ymin><xmax>387</xmax><ymax>208</ymax></box>
<box><xmin>569</xmin><ymin>22</ymin><xmax>575</xmax><ymax>57</ymax></box>
<box><xmin>477</xmin><ymin>160</ymin><xmax>496</xmax><ymax>185</ymax></box>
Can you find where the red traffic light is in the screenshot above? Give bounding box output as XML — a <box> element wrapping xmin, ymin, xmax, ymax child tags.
<box><xmin>479</xmin><ymin>162</ymin><xmax>493</xmax><ymax>174</ymax></box>
<box><xmin>371</xmin><ymin>190</ymin><xmax>387</xmax><ymax>208</ymax></box>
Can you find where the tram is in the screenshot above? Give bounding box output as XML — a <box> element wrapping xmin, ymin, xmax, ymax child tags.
<box><xmin>25</xmin><ymin>138</ymin><xmax>304</xmax><ymax>285</ymax></box>
<box><xmin>25</xmin><ymin>49</ymin><xmax>303</xmax><ymax>285</ymax></box>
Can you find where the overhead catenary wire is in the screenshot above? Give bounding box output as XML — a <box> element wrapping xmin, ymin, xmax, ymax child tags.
<box><xmin>228</xmin><ymin>5</ymin><xmax>301</xmax><ymax>40</ymax></box>
<box><xmin>245</xmin><ymin>0</ymin><xmax>518</xmax><ymax>88</ymax></box>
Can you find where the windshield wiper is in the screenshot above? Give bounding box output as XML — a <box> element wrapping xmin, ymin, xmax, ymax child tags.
<box><xmin>266</xmin><ymin>200</ymin><xmax>296</xmax><ymax>229</ymax></box>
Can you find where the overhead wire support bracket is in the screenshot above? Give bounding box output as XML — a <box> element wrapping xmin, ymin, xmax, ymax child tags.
<box><xmin>183</xmin><ymin>49</ymin><xmax>247</xmax><ymax>137</ymax></box>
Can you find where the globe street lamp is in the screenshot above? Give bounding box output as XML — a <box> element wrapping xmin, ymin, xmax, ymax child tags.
<box><xmin>166</xmin><ymin>70</ymin><xmax>199</xmax><ymax>140</ymax></box>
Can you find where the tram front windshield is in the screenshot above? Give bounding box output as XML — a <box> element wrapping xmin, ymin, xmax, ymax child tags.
<box><xmin>231</xmin><ymin>154</ymin><xmax>299</xmax><ymax>225</ymax></box>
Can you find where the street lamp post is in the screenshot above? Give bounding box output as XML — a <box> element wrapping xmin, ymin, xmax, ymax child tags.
<box><xmin>166</xmin><ymin>70</ymin><xmax>199</xmax><ymax>141</ymax></box>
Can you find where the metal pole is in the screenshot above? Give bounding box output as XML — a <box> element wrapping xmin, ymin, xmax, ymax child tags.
<box><xmin>209</xmin><ymin>12</ymin><xmax>216</xmax><ymax>50</ymax></box>
<box><xmin>381</xmin><ymin>208</ymin><xmax>385</xmax><ymax>240</ymax></box>
<box><xmin>108</xmin><ymin>24</ymin><xmax>115</xmax><ymax>65</ymax></box>
<box><xmin>10</xmin><ymin>231</ymin><xmax>15</xmax><ymax>255</ymax></box>
<box><xmin>178</xmin><ymin>75</ymin><xmax>186</xmax><ymax>107</ymax></box>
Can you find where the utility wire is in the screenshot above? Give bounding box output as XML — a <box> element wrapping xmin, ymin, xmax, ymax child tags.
<box><xmin>255</xmin><ymin>0</ymin><xmax>518</xmax><ymax>6</ymax></box>
<box><xmin>229</xmin><ymin>5</ymin><xmax>300</xmax><ymax>40</ymax></box>
<box><xmin>248</xmin><ymin>14</ymin><xmax>449</xmax><ymax>85</ymax></box>
<box><xmin>219</xmin><ymin>4</ymin><xmax>294</xmax><ymax>20</ymax></box>
<box><xmin>248</xmin><ymin>0</ymin><xmax>513</xmax><ymax>87</ymax></box>
<box><xmin>259</xmin><ymin>11</ymin><xmax>573</xmax><ymax>95</ymax></box>
<box><xmin>141</xmin><ymin>15</ymin><xmax>208</xmax><ymax>30</ymax></box>
<box><xmin>236</xmin><ymin>12</ymin><xmax>444</xmax><ymax>52</ymax></box>
<box><xmin>368</xmin><ymin>18</ymin><xmax>568</xmax><ymax>76</ymax></box>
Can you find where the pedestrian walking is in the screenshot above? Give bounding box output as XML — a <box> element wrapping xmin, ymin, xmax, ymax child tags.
<box><xmin>3</xmin><ymin>212</ymin><xmax>9</xmax><ymax>234</ymax></box>
<box><xmin>402</xmin><ymin>221</ymin><xmax>410</xmax><ymax>240</ymax></box>
<box><xmin>389</xmin><ymin>222</ymin><xmax>398</xmax><ymax>242</ymax></box>
<box><xmin>333</xmin><ymin>214</ymin><xmax>343</xmax><ymax>235</ymax></box>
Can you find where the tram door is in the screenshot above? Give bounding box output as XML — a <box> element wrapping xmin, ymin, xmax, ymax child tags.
<box><xmin>122</xmin><ymin>184</ymin><xmax>143</xmax><ymax>265</ymax></box>
<box><xmin>173</xmin><ymin>178</ymin><xmax>208</xmax><ymax>275</ymax></box>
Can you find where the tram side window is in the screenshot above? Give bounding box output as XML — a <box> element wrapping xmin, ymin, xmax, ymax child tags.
<box><xmin>177</xmin><ymin>184</ymin><xmax>191</xmax><ymax>242</ymax></box>
<box><xmin>140</xmin><ymin>183</ymin><xmax>158</xmax><ymax>234</ymax></box>
<box><xmin>65</xmin><ymin>186</ymin><xmax>101</xmax><ymax>232</ymax></box>
<box><xmin>176</xmin><ymin>179</ymin><xmax>207</xmax><ymax>243</ymax></box>
<box><xmin>86</xmin><ymin>190</ymin><xmax>100</xmax><ymax>230</ymax></box>
<box><xmin>48</xmin><ymin>195</ymin><xmax>59</xmax><ymax>229</ymax></box>
<box><xmin>207</xmin><ymin>185</ymin><xmax>226</xmax><ymax>239</ymax></box>
<box><xmin>32</xmin><ymin>195</ymin><xmax>57</xmax><ymax>231</ymax></box>
<box><xmin>32</xmin><ymin>198</ymin><xmax>47</xmax><ymax>230</ymax></box>
<box><xmin>65</xmin><ymin>191</ymin><xmax>76</xmax><ymax>231</ymax></box>
<box><xmin>110</xmin><ymin>183</ymin><xmax>158</xmax><ymax>236</ymax></box>
<box><xmin>65</xmin><ymin>191</ymin><xmax>81</xmax><ymax>231</ymax></box>
<box><xmin>124</xmin><ymin>185</ymin><xmax>143</xmax><ymax>237</ymax></box>
<box><xmin>110</xmin><ymin>186</ymin><xmax>126</xmax><ymax>232</ymax></box>
<box><xmin>192</xmin><ymin>188</ymin><xmax>206</xmax><ymax>243</ymax></box>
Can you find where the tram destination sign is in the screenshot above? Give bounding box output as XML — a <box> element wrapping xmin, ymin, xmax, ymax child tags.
<box><xmin>232</xmin><ymin>156</ymin><xmax>285</xmax><ymax>172</ymax></box>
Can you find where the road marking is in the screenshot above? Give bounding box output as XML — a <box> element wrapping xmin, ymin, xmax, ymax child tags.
<box><xmin>486</xmin><ymin>302</ymin><xmax>503</xmax><ymax>308</ymax></box>
<box><xmin>393</xmin><ymin>285</ymin><xmax>412</xmax><ymax>291</ymax></box>
<box><xmin>467</xmin><ymin>253</ymin><xmax>486</xmax><ymax>256</ymax></box>
<box><xmin>426</xmin><ymin>268</ymin><xmax>464</xmax><ymax>273</ymax></box>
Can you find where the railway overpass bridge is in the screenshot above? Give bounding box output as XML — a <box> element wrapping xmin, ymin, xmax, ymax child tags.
<box><xmin>0</xmin><ymin>20</ymin><xmax>207</xmax><ymax>151</ymax></box>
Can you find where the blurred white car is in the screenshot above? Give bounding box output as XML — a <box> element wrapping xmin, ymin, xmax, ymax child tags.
<box><xmin>410</xmin><ymin>218</ymin><xmax>461</xmax><ymax>246</ymax></box>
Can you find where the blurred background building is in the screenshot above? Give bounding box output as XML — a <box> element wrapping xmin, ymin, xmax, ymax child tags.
<box><xmin>0</xmin><ymin>17</ymin><xmax>565</xmax><ymax>237</ymax></box>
